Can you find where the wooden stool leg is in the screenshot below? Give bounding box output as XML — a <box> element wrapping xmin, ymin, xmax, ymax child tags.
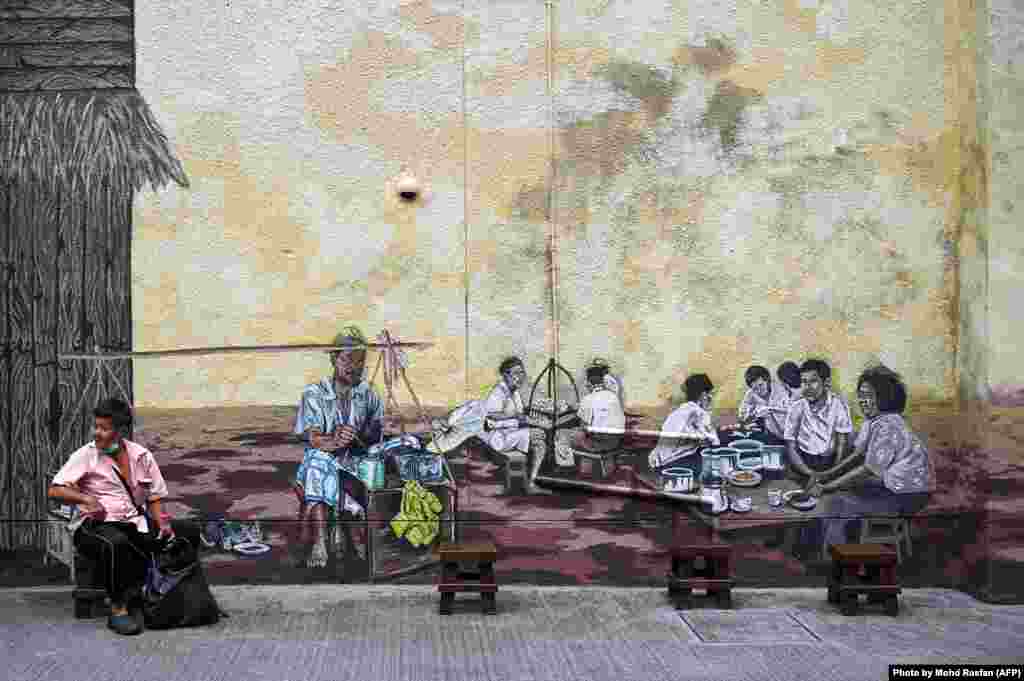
<box><xmin>880</xmin><ymin>564</ymin><xmax>896</xmax><ymax>586</ymax></box>
<box><xmin>480</xmin><ymin>561</ymin><xmax>497</xmax><ymax>614</ymax></box>
<box><xmin>439</xmin><ymin>561</ymin><xmax>457</xmax><ymax>615</ymax></box>
<box><xmin>74</xmin><ymin>597</ymin><xmax>92</xmax><ymax>619</ymax></box>
<box><xmin>672</xmin><ymin>585</ymin><xmax>693</xmax><ymax>610</ymax></box>
<box><xmin>712</xmin><ymin>555</ymin><xmax>732</xmax><ymax>608</ymax></box>
<box><xmin>439</xmin><ymin>592</ymin><xmax>455</xmax><ymax>615</ymax></box>
<box><xmin>828</xmin><ymin>561</ymin><xmax>842</xmax><ymax>603</ymax></box>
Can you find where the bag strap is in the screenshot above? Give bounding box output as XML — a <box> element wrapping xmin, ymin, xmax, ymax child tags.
<box><xmin>111</xmin><ymin>464</ymin><xmax>155</xmax><ymax>532</ymax></box>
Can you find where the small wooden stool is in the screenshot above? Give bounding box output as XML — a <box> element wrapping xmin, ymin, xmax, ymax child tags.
<box><xmin>828</xmin><ymin>543</ymin><xmax>901</xmax><ymax>616</ymax></box>
<box><xmin>503</xmin><ymin>452</ymin><xmax>527</xmax><ymax>493</ymax></box>
<box><xmin>436</xmin><ymin>542</ymin><xmax>498</xmax><ymax>615</ymax></box>
<box><xmin>668</xmin><ymin>544</ymin><xmax>735</xmax><ymax>608</ymax></box>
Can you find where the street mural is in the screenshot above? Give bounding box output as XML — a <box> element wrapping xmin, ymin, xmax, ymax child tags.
<box><xmin>1</xmin><ymin>0</ymin><xmax>1019</xmax><ymax>605</ymax></box>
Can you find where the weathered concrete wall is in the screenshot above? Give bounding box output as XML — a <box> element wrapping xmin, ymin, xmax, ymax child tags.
<box><xmin>132</xmin><ymin>1</ymin><xmax>469</xmax><ymax>408</ymax></box>
<box><xmin>988</xmin><ymin>0</ymin><xmax>1024</xmax><ymax>401</ymax></box>
<box><xmin>976</xmin><ymin>0</ymin><xmax>1024</xmax><ymax>602</ymax></box>
<box><xmin>134</xmin><ymin>0</ymin><xmax>965</xmax><ymax>412</ymax></box>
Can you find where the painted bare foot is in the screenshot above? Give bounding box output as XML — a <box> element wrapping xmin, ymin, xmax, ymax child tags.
<box><xmin>351</xmin><ymin>535</ymin><xmax>366</xmax><ymax>561</ymax></box>
<box><xmin>332</xmin><ymin>523</ymin><xmax>346</xmax><ymax>557</ymax></box>
<box><xmin>526</xmin><ymin>482</ymin><xmax>554</xmax><ymax>495</ymax></box>
<box><xmin>307</xmin><ymin>541</ymin><xmax>328</xmax><ymax>568</ymax></box>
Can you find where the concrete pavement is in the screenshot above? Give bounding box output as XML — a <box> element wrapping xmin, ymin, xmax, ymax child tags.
<box><xmin>2</xmin><ymin>586</ymin><xmax>1022</xmax><ymax>681</ymax></box>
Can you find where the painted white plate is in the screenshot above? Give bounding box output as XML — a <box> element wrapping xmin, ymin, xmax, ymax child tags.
<box><xmin>782</xmin><ymin>490</ymin><xmax>817</xmax><ymax>510</ymax></box>
<box><xmin>233</xmin><ymin>542</ymin><xmax>271</xmax><ymax>556</ymax></box>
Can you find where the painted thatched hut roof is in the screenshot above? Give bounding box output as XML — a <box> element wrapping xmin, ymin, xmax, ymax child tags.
<box><xmin>0</xmin><ymin>90</ymin><xmax>188</xmax><ymax>196</ymax></box>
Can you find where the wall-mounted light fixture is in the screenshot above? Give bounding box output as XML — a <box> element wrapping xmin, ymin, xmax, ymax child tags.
<box><xmin>396</xmin><ymin>174</ymin><xmax>421</xmax><ymax>202</ymax></box>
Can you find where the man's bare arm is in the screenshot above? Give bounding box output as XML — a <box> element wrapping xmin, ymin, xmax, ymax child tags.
<box><xmin>786</xmin><ymin>441</ymin><xmax>817</xmax><ymax>478</ymax></box>
<box><xmin>817</xmin><ymin>451</ymin><xmax>864</xmax><ymax>484</ymax></box>
<box><xmin>822</xmin><ymin>464</ymin><xmax>874</xmax><ymax>492</ymax></box>
<box><xmin>306</xmin><ymin>428</ymin><xmax>327</xmax><ymax>450</ymax></box>
<box><xmin>48</xmin><ymin>484</ymin><xmax>101</xmax><ymax>514</ymax></box>
<box><xmin>833</xmin><ymin>432</ymin><xmax>850</xmax><ymax>463</ymax></box>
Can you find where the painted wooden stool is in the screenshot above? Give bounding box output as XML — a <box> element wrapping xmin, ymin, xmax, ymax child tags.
<box><xmin>668</xmin><ymin>544</ymin><xmax>735</xmax><ymax>608</ymax></box>
<box><xmin>828</xmin><ymin>543</ymin><xmax>901</xmax><ymax>616</ymax></box>
<box><xmin>436</xmin><ymin>542</ymin><xmax>498</xmax><ymax>615</ymax></box>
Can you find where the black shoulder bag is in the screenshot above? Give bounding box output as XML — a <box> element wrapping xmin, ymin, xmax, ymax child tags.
<box><xmin>112</xmin><ymin>466</ymin><xmax>225</xmax><ymax>628</ymax></box>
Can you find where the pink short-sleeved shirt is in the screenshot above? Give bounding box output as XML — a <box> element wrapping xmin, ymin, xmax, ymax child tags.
<box><xmin>51</xmin><ymin>440</ymin><xmax>168</xmax><ymax>533</ymax></box>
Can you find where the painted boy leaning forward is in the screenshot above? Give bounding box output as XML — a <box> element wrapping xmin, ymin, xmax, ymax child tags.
<box><xmin>293</xmin><ymin>327</ymin><xmax>384</xmax><ymax>569</ymax></box>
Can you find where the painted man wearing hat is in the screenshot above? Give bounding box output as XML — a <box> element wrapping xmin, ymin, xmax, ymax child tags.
<box><xmin>293</xmin><ymin>326</ymin><xmax>384</xmax><ymax>569</ymax></box>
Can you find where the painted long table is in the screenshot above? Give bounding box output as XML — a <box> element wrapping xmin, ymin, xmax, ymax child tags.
<box><xmin>632</xmin><ymin>467</ymin><xmax>822</xmax><ymax>554</ymax></box>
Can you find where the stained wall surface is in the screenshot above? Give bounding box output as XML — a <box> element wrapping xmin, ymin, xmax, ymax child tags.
<box><xmin>135</xmin><ymin>0</ymin><xmax>963</xmax><ymax>412</ymax></box>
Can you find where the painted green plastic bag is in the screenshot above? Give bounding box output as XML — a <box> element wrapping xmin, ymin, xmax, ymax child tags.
<box><xmin>390</xmin><ymin>480</ymin><xmax>443</xmax><ymax>547</ymax></box>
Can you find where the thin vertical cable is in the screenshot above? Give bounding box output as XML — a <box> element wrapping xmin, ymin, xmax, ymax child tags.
<box><xmin>462</xmin><ymin>0</ymin><xmax>472</xmax><ymax>510</ymax></box>
<box><xmin>463</xmin><ymin>0</ymin><xmax>470</xmax><ymax>404</ymax></box>
<box><xmin>545</xmin><ymin>0</ymin><xmax>559</xmax><ymax>366</ymax></box>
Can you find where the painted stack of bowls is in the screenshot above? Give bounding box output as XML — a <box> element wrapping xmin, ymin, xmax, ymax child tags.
<box><xmin>731</xmin><ymin>439</ymin><xmax>764</xmax><ymax>472</ymax></box>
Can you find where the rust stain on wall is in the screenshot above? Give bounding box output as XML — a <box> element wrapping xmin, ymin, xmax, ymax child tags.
<box><xmin>305</xmin><ymin>30</ymin><xmax>464</xmax><ymax>161</ymax></box>
<box><xmin>700</xmin><ymin>80</ymin><xmax>763</xmax><ymax>153</ymax></box>
<box><xmin>782</xmin><ymin>0</ymin><xmax>819</xmax><ymax>34</ymax></box>
<box><xmin>672</xmin><ymin>38</ymin><xmax>737</xmax><ymax>75</ymax></box>
<box><xmin>398</xmin><ymin>0</ymin><xmax>467</xmax><ymax>50</ymax></box>
<box><xmin>805</xmin><ymin>43</ymin><xmax>868</xmax><ymax>80</ymax></box>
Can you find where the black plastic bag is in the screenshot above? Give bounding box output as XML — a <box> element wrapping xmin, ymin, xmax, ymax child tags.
<box><xmin>142</xmin><ymin>536</ymin><xmax>227</xmax><ymax>629</ymax></box>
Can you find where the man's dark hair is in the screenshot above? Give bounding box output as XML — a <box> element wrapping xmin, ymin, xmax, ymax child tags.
<box><xmin>744</xmin><ymin>365</ymin><xmax>771</xmax><ymax>388</ymax></box>
<box><xmin>499</xmin><ymin>356</ymin><xmax>524</xmax><ymax>375</ymax></box>
<box><xmin>777</xmin><ymin>361</ymin><xmax>801</xmax><ymax>389</ymax></box>
<box><xmin>857</xmin><ymin>366</ymin><xmax>908</xmax><ymax>415</ymax></box>
<box><xmin>586</xmin><ymin>362</ymin><xmax>610</xmax><ymax>386</ymax></box>
<box><xmin>94</xmin><ymin>398</ymin><xmax>132</xmax><ymax>435</ymax></box>
<box><xmin>684</xmin><ymin>374</ymin><xmax>714</xmax><ymax>402</ymax></box>
<box><xmin>799</xmin><ymin>358</ymin><xmax>832</xmax><ymax>383</ymax></box>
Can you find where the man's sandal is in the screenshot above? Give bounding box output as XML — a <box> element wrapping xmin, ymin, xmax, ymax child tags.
<box><xmin>108</xmin><ymin>612</ymin><xmax>142</xmax><ymax>636</ymax></box>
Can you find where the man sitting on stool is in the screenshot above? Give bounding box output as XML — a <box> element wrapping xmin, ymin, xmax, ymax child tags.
<box><xmin>48</xmin><ymin>398</ymin><xmax>192</xmax><ymax>636</ymax></box>
<box><xmin>554</xmin><ymin>360</ymin><xmax>626</xmax><ymax>470</ymax></box>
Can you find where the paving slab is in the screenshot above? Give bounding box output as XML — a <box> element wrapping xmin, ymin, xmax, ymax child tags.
<box><xmin>681</xmin><ymin>609</ymin><xmax>820</xmax><ymax>643</ymax></box>
<box><xmin>1</xmin><ymin>586</ymin><xmax>1021</xmax><ymax>681</ymax></box>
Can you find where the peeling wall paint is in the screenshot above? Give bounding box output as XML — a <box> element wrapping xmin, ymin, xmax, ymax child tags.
<box><xmin>130</xmin><ymin>0</ymin><xmax>1009</xmax><ymax>423</ymax></box>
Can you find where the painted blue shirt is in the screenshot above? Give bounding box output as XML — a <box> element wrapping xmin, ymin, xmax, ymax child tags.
<box><xmin>294</xmin><ymin>378</ymin><xmax>384</xmax><ymax>452</ymax></box>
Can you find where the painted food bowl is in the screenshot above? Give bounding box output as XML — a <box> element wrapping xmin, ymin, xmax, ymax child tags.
<box><xmin>659</xmin><ymin>466</ymin><xmax>695</xmax><ymax>493</ymax></box>
<box><xmin>727</xmin><ymin>469</ymin><xmax>763</xmax><ymax>487</ymax></box>
<box><xmin>738</xmin><ymin>451</ymin><xmax>763</xmax><ymax>471</ymax></box>
<box><xmin>702</xmin><ymin>448</ymin><xmax>739</xmax><ymax>477</ymax></box>
<box><xmin>761</xmin><ymin>445</ymin><xmax>785</xmax><ymax>470</ymax></box>
<box><xmin>730</xmin><ymin>496</ymin><xmax>753</xmax><ymax>512</ymax></box>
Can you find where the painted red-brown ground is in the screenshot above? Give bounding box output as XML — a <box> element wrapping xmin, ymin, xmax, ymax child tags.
<box><xmin>123</xmin><ymin>403</ymin><xmax>1007</xmax><ymax>594</ymax></box>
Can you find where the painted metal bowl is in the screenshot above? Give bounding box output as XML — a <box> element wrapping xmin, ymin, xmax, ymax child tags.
<box><xmin>761</xmin><ymin>445</ymin><xmax>785</xmax><ymax>470</ymax></box>
<box><xmin>659</xmin><ymin>466</ymin><xmax>695</xmax><ymax>492</ymax></box>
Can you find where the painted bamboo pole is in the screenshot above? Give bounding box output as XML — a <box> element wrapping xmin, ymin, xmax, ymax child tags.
<box><xmin>534</xmin><ymin>474</ymin><xmax>709</xmax><ymax>505</ymax></box>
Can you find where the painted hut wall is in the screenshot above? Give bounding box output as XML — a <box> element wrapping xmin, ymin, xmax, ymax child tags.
<box><xmin>0</xmin><ymin>0</ymin><xmax>134</xmax><ymax>91</ymax></box>
<box><xmin>0</xmin><ymin>182</ymin><xmax>134</xmax><ymax>550</ymax></box>
<box><xmin>0</xmin><ymin>1</ymin><xmax>160</xmax><ymax>551</ymax></box>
